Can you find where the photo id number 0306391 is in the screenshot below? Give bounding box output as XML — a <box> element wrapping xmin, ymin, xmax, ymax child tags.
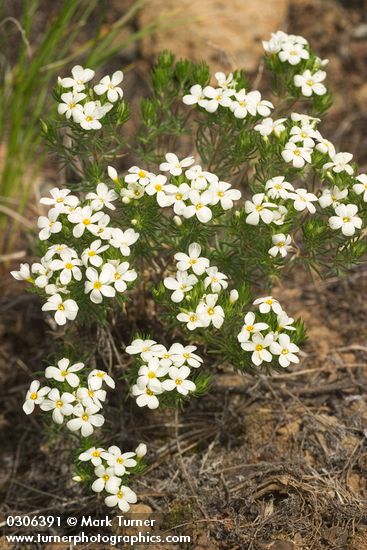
<box><xmin>6</xmin><ymin>516</ymin><xmax>62</xmax><ymax>527</ymax></box>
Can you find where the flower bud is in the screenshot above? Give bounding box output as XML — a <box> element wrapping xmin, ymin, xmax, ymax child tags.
<box><xmin>107</xmin><ymin>166</ymin><xmax>119</xmax><ymax>184</ymax></box>
<box><xmin>173</xmin><ymin>216</ymin><xmax>182</xmax><ymax>226</ymax></box>
<box><xmin>229</xmin><ymin>289</ymin><xmax>239</xmax><ymax>303</ymax></box>
<box><xmin>135</xmin><ymin>443</ymin><xmax>147</xmax><ymax>458</ymax></box>
<box><xmin>235</xmin><ymin>211</ymin><xmax>241</xmax><ymax>218</ymax></box>
<box><xmin>72</xmin><ymin>475</ymin><xmax>82</xmax><ymax>483</ymax></box>
<box><xmin>122</xmin><ymin>196</ymin><xmax>131</xmax><ymax>204</ymax></box>
<box><xmin>131</xmin><ymin>219</ymin><xmax>138</xmax><ymax>226</ymax></box>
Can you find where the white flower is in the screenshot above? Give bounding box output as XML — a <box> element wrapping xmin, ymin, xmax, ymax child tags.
<box><xmin>279</xmin><ymin>42</ymin><xmax>309</xmax><ymax>65</ymax></box>
<box><xmin>45</xmin><ymin>358</ymin><xmax>84</xmax><ymax>388</ymax></box>
<box><xmin>277</xmin><ymin>311</ymin><xmax>296</xmax><ymax>332</ymax></box>
<box><xmin>245</xmin><ymin>193</ymin><xmax>277</xmax><ymax>225</ymax></box>
<box><xmin>323</xmin><ymin>152</ymin><xmax>354</xmax><ymax>175</ymax></box>
<box><xmin>44</xmin><ymin>244</ymin><xmax>76</xmax><ymax>261</ymax></box>
<box><xmin>126</xmin><ymin>338</ymin><xmax>157</xmax><ymax>356</ymax></box>
<box><xmin>49</xmin><ymin>252</ymin><xmax>82</xmax><ymax>285</ymax></box>
<box><xmin>241</xmin><ymin>333</ymin><xmax>274</xmax><ymax>366</ymax></box>
<box><xmin>73</xmin><ymin>100</ymin><xmax>113</xmax><ymax>130</ymax></box>
<box><xmin>85</xmin><ymin>264</ymin><xmax>116</xmax><ymax>304</ymax></box>
<box><xmin>145</xmin><ymin>174</ymin><xmax>169</xmax><ymax>206</ymax></box>
<box><xmin>204</xmin><ymin>266</ymin><xmax>228</xmax><ymax>292</ymax></box>
<box><xmin>162</xmin><ymin>365</ymin><xmax>196</xmax><ymax>395</ymax></box>
<box><xmin>230</xmin><ymin>89</ymin><xmax>256</xmax><ymax>118</ymax></box>
<box><xmin>289</xmin><ymin>125</ymin><xmax>317</xmax><ymax>148</ymax></box>
<box><xmin>132</xmin><ymin>381</ymin><xmax>162</xmax><ymax>409</ymax></box>
<box><xmin>273</xmin><ymin>205</ymin><xmax>288</xmax><ymax>226</ymax></box>
<box><xmin>269</xmin><ymin>234</ymin><xmax>292</xmax><ymax>257</ymax></box>
<box><xmin>79</xmin><ymin>447</ymin><xmax>105</xmax><ymax>466</ymax></box>
<box><xmin>160</xmin><ymin>153</ymin><xmax>195</xmax><ymax>176</ymax></box>
<box><xmin>101</xmin><ymin>446</ymin><xmax>137</xmax><ymax>476</ymax></box>
<box><xmin>23</xmin><ymin>381</ymin><xmax>50</xmax><ymax>415</ymax></box>
<box><xmin>289</xmin><ymin>188</ymin><xmax>318</xmax><ymax>214</ymax></box>
<box><xmin>86</xmin><ymin>183</ymin><xmax>118</xmax><ymax>210</ymax></box>
<box><xmin>135</xmin><ymin>443</ymin><xmax>147</xmax><ymax>458</ymax></box>
<box><xmin>164</xmin><ymin>270</ymin><xmax>198</xmax><ymax>303</ymax></box>
<box><xmin>253</xmin><ymin>296</ymin><xmax>282</xmax><ymax>314</ymax></box>
<box><xmin>263</xmin><ymin>31</ymin><xmax>289</xmax><ymax>54</ymax></box>
<box><xmin>294</xmin><ymin>70</ymin><xmax>326</xmax><ymax>97</ymax></box>
<box><xmin>121</xmin><ymin>182</ymin><xmax>145</xmax><ymax>201</ymax></box>
<box><xmin>76</xmin><ymin>386</ymin><xmax>106</xmax><ymax>409</ymax></box>
<box><xmin>125</xmin><ymin>166</ymin><xmax>152</xmax><ymax>186</ymax></box>
<box><xmin>185</xmin><ymin>165</ymin><xmax>218</xmax><ymax>190</ymax></box>
<box><xmin>109</xmin><ymin>227</ymin><xmax>139</xmax><ymax>256</ymax></box>
<box><xmin>81</xmin><ymin>239</ymin><xmax>109</xmax><ymax>267</ymax></box>
<box><xmin>108</xmin><ymin>260</ymin><xmax>137</xmax><ymax>292</ymax></box>
<box><xmin>89</xmin><ymin>213</ymin><xmax>112</xmax><ymax>240</ymax></box>
<box><xmin>203</xmin><ymin>180</ymin><xmax>241</xmax><ymax>210</ymax></box>
<box><xmin>182</xmin><ymin>84</ymin><xmax>208</xmax><ymax>108</ymax></box>
<box><xmin>108</xmin><ymin>166</ymin><xmax>119</xmax><ymax>184</ymax></box>
<box><xmin>329</xmin><ymin>204</ymin><xmax>362</xmax><ymax>236</ymax></box>
<box><xmin>169</xmin><ymin>343</ymin><xmax>203</xmax><ymax>368</ymax></box>
<box><xmin>176</xmin><ymin>310</ymin><xmax>204</xmax><ymax>331</ymax></box>
<box><xmin>162</xmin><ymin>183</ymin><xmax>190</xmax><ymax>214</ymax></box>
<box><xmin>59</xmin><ymin>65</ymin><xmax>95</xmax><ymax>92</ymax></box>
<box><xmin>41</xmin><ymin>294</ymin><xmax>79</xmax><ymax>325</ymax></box>
<box><xmin>40</xmin><ymin>187</ymin><xmax>79</xmax><ymax>212</ymax></box>
<box><xmin>281</xmin><ymin>142</ymin><xmax>312</xmax><ymax>168</ymax></box>
<box><xmin>94</xmin><ymin>70</ymin><xmax>123</xmax><ymax>102</ymax></box>
<box><xmin>40</xmin><ymin>388</ymin><xmax>75</xmax><ymax>424</ymax></box>
<box><xmin>137</xmin><ymin>357</ymin><xmax>169</xmax><ymax>392</ymax></box>
<box><xmin>104</xmin><ymin>485</ymin><xmax>137</xmax><ymax>512</ymax></box>
<box><xmin>315</xmin><ymin>134</ymin><xmax>336</xmax><ymax>157</ymax></box>
<box><xmin>91</xmin><ymin>465</ymin><xmax>120</xmax><ymax>493</ymax></box>
<box><xmin>37</xmin><ymin>210</ymin><xmax>62</xmax><ymax>241</ymax></box>
<box><xmin>31</xmin><ymin>259</ymin><xmax>53</xmax><ymax>288</ymax></box>
<box><xmin>196</xmin><ymin>293</ymin><xmax>224</xmax><ymax>328</ymax></box>
<box><xmin>88</xmin><ymin>369</ymin><xmax>115</xmax><ymax>390</ymax></box>
<box><xmin>291</xmin><ymin>112</ymin><xmax>320</xmax><ymax>126</ymax></box>
<box><xmin>202</xmin><ymin>86</ymin><xmax>234</xmax><ymax>113</ymax></box>
<box><xmin>174</xmin><ymin>242</ymin><xmax>209</xmax><ymax>275</ymax></box>
<box><xmin>229</xmin><ymin>289</ymin><xmax>239</xmax><ymax>303</ymax></box>
<box><xmin>57</xmin><ymin>91</ymin><xmax>85</xmax><ymax>119</ymax></box>
<box><xmin>68</xmin><ymin>206</ymin><xmax>104</xmax><ymax>238</ymax></box>
<box><xmin>183</xmin><ymin>191</ymin><xmax>212</xmax><ymax>223</ymax></box>
<box><xmin>11</xmin><ymin>263</ymin><xmax>32</xmax><ymax>282</ymax></box>
<box><xmin>353</xmin><ymin>174</ymin><xmax>367</xmax><ymax>201</ymax></box>
<box><xmin>254</xmin><ymin>117</ymin><xmax>286</xmax><ymax>137</ymax></box>
<box><xmin>270</xmin><ymin>334</ymin><xmax>299</xmax><ymax>368</ymax></box>
<box><xmin>265</xmin><ymin>176</ymin><xmax>294</xmax><ymax>200</ymax></box>
<box><xmin>247</xmin><ymin>91</ymin><xmax>273</xmax><ymax>117</ymax></box>
<box><xmin>215</xmin><ymin>72</ymin><xmax>235</xmax><ymax>89</ymax></box>
<box><xmin>319</xmin><ymin>186</ymin><xmax>348</xmax><ymax>209</ymax></box>
<box><xmin>67</xmin><ymin>404</ymin><xmax>105</xmax><ymax>437</ymax></box>
<box><xmin>237</xmin><ymin>312</ymin><xmax>269</xmax><ymax>344</ymax></box>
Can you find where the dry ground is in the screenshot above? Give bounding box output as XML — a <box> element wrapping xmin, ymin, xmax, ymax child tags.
<box><xmin>1</xmin><ymin>0</ymin><xmax>367</xmax><ymax>549</ymax></box>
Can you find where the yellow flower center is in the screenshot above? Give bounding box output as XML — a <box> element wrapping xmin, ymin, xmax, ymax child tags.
<box><xmin>294</xmin><ymin>149</ymin><xmax>300</xmax><ymax>156</ymax></box>
<box><xmin>92</xmin><ymin>450</ymin><xmax>100</xmax><ymax>457</ymax></box>
<box><xmin>83</xmin><ymin>218</ymin><xmax>91</xmax><ymax>225</ymax></box>
<box><xmin>189</xmin><ymin>259</ymin><xmax>197</xmax><ymax>265</ymax></box>
<box><xmin>208</xmin><ymin>307</ymin><xmax>215</xmax><ymax>315</ymax></box>
<box><xmin>246</xmin><ymin>325</ymin><xmax>254</xmax><ymax>332</ymax></box>
<box><xmin>148</xmin><ymin>371</ymin><xmax>156</xmax><ymax>379</ymax></box>
<box><xmin>117</xmin><ymin>490</ymin><xmax>124</xmax><ymax>499</ymax></box>
<box><xmin>217</xmin><ymin>191</ymin><xmax>224</xmax><ymax>197</ymax></box>
<box><xmin>114</xmin><ymin>273</ymin><xmax>121</xmax><ymax>280</ymax></box>
<box><xmin>30</xmin><ymin>392</ymin><xmax>38</xmax><ymax>400</ymax></box>
<box><xmin>103</xmin><ymin>474</ymin><xmax>110</xmax><ymax>481</ymax></box>
<box><xmin>255</xmin><ymin>344</ymin><xmax>263</xmax><ymax>351</ymax></box>
<box><xmin>301</xmin><ymin>131</ymin><xmax>307</xmax><ymax>138</ymax></box>
<box><xmin>61</xmin><ymin>370</ymin><xmax>68</xmax><ymax>376</ymax></box>
<box><xmin>274</xmin><ymin>184</ymin><xmax>282</xmax><ymax>190</ymax></box>
<box><xmin>82</xmin><ymin>414</ymin><xmax>89</xmax><ymax>421</ymax></box>
<box><xmin>93</xmin><ymin>281</ymin><xmax>102</xmax><ymax>289</ymax></box>
<box><xmin>183</xmin><ymin>353</ymin><xmax>190</xmax><ymax>358</ymax></box>
<box><xmin>88</xmin><ymin>250</ymin><xmax>96</xmax><ymax>257</ymax></box>
<box><xmin>65</xmin><ymin>262</ymin><xmax>73</xmax><ymax>269</ymax></box>
<box><xmin>266</xmin><ymin>299</ymin><xmax>273</xmax><ymax>305</ymax></box>
<box><xmin>96</xmin><ymin>372</ymin><xmax>104</xmax><ymax>378</ymax></box>
<box><xmin>277</xmin><ymin>241</ymin><xmax>284</xmax><ymax>247</ymax></box>
<box><xmin>195</xmin><ymin>203</ymin><xmax>203</xmax><ymax>210</ymax></box>
<box><xmin>281</xmin><ymin>349</ymin><xmax>289</xmax><ymax>355</ymax></box>
<box><xmin>176</xmin><ymin>193</ymin><xmax>183</xmax><ymax>200</ymax></box>
<box><xmin>343</xmin><ymin>217</ymin><xmax>350</xmax><ymax>223</ymax></box>
<box><xmin>138</xmin><ymin>170</ymin><xmax>146</xmax><ymax>177</ymax></box>
<box><xmin>88</xmin><ymin>390</ymin><xmax>94</xmax><ymax>397</ymax></box>
<box><xmin>189</xmin><ymin>314</ymin><xmax>197</xmax><ymax>323</ymax></box>
<box><xmin>57</xmin><ymin>304</ymin><xmax>65</xmax><ymax>311</ymax></box>
<box><xmin>56</xmin><ymin>400</ymin><xmax>63</xmax><ymax>408</ymax></box>
<box><xmin>155</xmin><ymin>184</ymin><xmax>162</xmax><ymax>192</ymax></box>
<box><xmin>146</xmin><ymin>389</ymin><xmax>154</xmax><ymax>396</ymax></box>
<box><xmin>68</xmin><ymin>102</ymin><xmax>76</xmax><ymax>109</ymax></box>
<box><xmin>56</xmin><ymin>197</ymin><xmax>64</xmax><ymax>203</ymax></box>
<box><xmin>306</xmin><ymin>80</ymin><xmax>314</xmax><ymax>87</ymax></box>
<box><xmin>175</xmin><ymin>378</ymin><xmax>183</xmax><ymax>385</ymax></box>
<box><xmin>256</xmin><ymin>205</ymin><xmax>263</xmax><ymax>211</ymax></box>
<box><xmin>117</xmin><ymin>457</ymin><xmax>124</xmax><ymax>464</ymax></box>
<box><xmin>85</xmin><ymin>115</ymin><xmax>93</xmax><ymax>122</ymax></box>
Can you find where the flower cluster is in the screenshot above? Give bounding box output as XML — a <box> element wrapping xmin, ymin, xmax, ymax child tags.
<box><xmin>162</xmin><ymin>242</ymin><xmax>229</xmax><ymax>331</ymax></box>
<box><xmin>127</xmin><ymin>338</ymin><xmax>203</xmax><ymax>409</ymax></box>
<box><xmin>77</xmin><ymin>443</ymin><xmax>147</xmax><ymax>512</ymax></box>
<box><xmin>23</xmin><ymin>358</ymin><xmax>115</xmax><ymax>437</ymax></box>
<box><xmin>183</xmin><ymin>72</ymin><xmax>274</xmax><ymax>119</ymax></box>
<box><xmin>57</xmin><ymin>65</ymin><xmax>124</xmax><ymax>129</ymax></box>
<box><xmin>238</xmin><ymin>298</ymin><xmax>300</xmax><ymax>368</ymax></box>
<box><xmin>108</xmin><ymin>154</ymin><xmax>241</xmax><ymax>224</ymax></box>
<box><xmin>11</xmin><ymin>185</ymin><xmax>139</xmax><ymax>324</ymax></box>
